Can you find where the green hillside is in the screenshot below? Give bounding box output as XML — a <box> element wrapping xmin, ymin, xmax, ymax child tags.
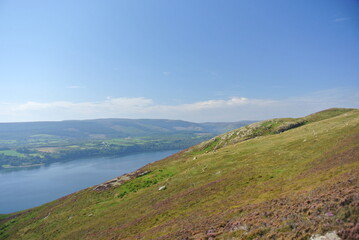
<box><xmin>0</xmin><ymin>108</ymin><xmax>358</xmax><ymax>239</ymax></box>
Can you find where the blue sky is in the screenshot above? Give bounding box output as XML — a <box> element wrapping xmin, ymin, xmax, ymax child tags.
<box><xmin>0</xmin><ymin>0</ymin><xmax>358</xmax><ymax>122</ymax></box>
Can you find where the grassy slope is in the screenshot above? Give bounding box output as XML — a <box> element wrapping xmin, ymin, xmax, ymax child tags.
<box><xmin>0</xmin><ymin>108</ymin><xmax>358</xmax><ymax>240</ymax></box>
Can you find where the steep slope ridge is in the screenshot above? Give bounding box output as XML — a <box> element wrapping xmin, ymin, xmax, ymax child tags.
<box><xmin>0</xmin><ymin>108</ymin><xmax>358</xmax><ymax>239</ymax></box>
<box><xmin>189</xmin><ymin>108</ymin><xmax>353</xmax><ymax>153</ymax></box>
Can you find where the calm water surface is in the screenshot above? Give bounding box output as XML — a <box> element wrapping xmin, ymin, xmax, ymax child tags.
<box><xmin>0</xmin><ymin>149</ymin><xmax>180</xmax><ymax>214</ymax></box>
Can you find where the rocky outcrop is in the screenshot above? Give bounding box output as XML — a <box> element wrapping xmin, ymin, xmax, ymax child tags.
<box><xmin>93</xmin><ymin>170</ymin><xmax>151</xmax><ymax>191</ymax></box>
<box><xmin>188</xmin><ymin>119</ymin><xmax>306</xmax><ymax>153</ymax></box>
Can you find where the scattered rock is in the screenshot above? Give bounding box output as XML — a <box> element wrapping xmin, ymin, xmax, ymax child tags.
<box><xmin>310</xmin><ymin>231</ymin><xmax>341</xmax><ymax>240</ymax></box>
<box><xmin>138</xmin><ymin>171</ymin><xmax>151</xmax><ymax>177</ymax></box>
<box><xmin>232</xmin><ymin>224</ymin><xmax>249</xmax><ymax>232</ymax></box>
<box><xmin>225</xmin><ymin>220</ymin><xmax>250</xmax><ymax>232</ymax></box>
<box><xmin>43</xmin><ymin>212</ymin><xmax>51</xmax><ymax>220</ymax></box>
<box><xmin>158</xmin><ymin>185</ymin><xmax>166</xmax><ymax>191</ymax></box>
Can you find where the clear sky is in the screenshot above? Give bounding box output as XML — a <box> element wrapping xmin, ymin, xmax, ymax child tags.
<box><xmin>0</xmin><ymin>0</ymin><xmax>358</xmax><ymax>122</ymax></box>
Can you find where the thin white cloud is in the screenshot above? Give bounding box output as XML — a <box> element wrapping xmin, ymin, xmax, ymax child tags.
<box><xmin>0</xmin><ymin>89</ymin><xmax>358</xmax><ymax>122</ymax></box>
<box><xmin>162</xmin><ymin>72</ymin><xmax>171</xmax><ymax>76</ymax></box>
<box><xmin>333</xmin><ymin>17</ymin><xmax>350</xmax><ymax>22</ymax></box>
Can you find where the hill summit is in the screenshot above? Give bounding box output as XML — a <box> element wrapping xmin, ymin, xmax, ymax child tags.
<box><xmin>0</xmin><ymin>108</ymin><xmax>358</xmax><ymax>239</ymax></box>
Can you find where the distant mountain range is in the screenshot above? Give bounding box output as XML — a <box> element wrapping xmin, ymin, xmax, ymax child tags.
<box><xmin>0</xmin><ymin>119</ymin><xmax>256</xmax><ymax>143</ymax></box>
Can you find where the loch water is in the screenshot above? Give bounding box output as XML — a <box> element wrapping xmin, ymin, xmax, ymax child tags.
<box><xmin>0</xmin><ymin>149</ymin><xmax>180</xmax><ymax>214</ymax></box>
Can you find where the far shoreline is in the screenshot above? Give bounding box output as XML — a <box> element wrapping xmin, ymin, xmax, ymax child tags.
<box><xmin>1</xmin><ymin>163</ymin><xmax>45</xmax><ymax>169</ymax></box>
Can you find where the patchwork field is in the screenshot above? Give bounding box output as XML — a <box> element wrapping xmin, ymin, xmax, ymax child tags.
<box><xmin>0</xmin><ymin>119</ymin><xmax>253</xmax><ymax>168</ymax></box>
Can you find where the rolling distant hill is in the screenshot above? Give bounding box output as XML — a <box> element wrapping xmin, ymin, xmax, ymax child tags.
<box><xmin>0</xmin><ymin>119</ymin><xmax>255</xmax><ymax>168</ymax></box>
<box><xmin>0</xmin><ymin>119</ymin><xmax>255</xmax><ymax>144</ymax></box>
<box><xmin>0</xmin><ymin>108</ymin><xmax>358</xmax><ymax>239</ymax></box>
